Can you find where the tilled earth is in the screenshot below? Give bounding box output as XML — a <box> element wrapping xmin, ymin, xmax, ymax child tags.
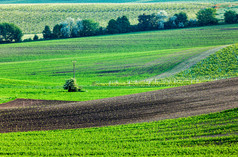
<box><xmin>0</xmin><ymin>77</ymin><xmax>237</xmax><ymax>133</ymax></box>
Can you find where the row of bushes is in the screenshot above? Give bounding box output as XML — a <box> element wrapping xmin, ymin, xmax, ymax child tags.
<box><xmin>1</xmin><ymin>8</ymin><xmax>238</xmax><ymax>43</ymax></box>
<box><xmin>42</xmin><ymin>8</ymin><xmax>238</xmax><ymax>40</ymax></box>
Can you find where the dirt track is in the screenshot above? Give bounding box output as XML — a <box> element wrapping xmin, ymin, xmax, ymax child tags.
<box><xmin>145</xmin><ymin>45</ymin><xmax>228</xmax><ymax>81</ymax></box>
<box><xmin>0</xmin><ymin>77</ymin><xmax>238</xmax><ymax>133</ymax></box>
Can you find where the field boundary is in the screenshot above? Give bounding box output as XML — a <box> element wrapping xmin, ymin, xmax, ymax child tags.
<box><xmin>145</xmin><ymin>45</ymin><xmax>229</xmax><ymax>81</ymax></box>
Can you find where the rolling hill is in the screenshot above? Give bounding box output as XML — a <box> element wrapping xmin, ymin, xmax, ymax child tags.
<box><xmin>1</xmin><ymin>24</ymin><xmax>238</xmax><ymax>103</ymax></box>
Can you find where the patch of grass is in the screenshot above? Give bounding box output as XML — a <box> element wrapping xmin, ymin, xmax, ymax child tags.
<box><xmin>0</xmin><ymin>108</ymin><xmax>237</xmax><ymax>156</ymax></box>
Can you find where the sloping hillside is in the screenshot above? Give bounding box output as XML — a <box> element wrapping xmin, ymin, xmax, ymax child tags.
<box><xmin>1</xmin><ymin>77</ymin><xmax>237</xmax><ymax>133</ymax></box>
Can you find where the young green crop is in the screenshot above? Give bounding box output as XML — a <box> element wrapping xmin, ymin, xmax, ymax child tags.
<box><xmin>0</xmin><ymin>108</ymin><xmax>237</xmax><ymax>156</ymax></box>
<box><xmin>176</xmin><ymin>44</ymin><xmax>238</xmax><ymax>79</ymax></box>
<box><xmin>1</xmin><ymin>24</ymin><xmax>238</xmax><ymax>103</ymax></box>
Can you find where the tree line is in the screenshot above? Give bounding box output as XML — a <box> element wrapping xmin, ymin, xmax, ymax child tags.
<box><xmin>42</xmin><ymin>8</ymin><xmax>238</xmax><ymax>40</ymax></box>
<box><xmin>1</xmin><ymin>8</ymin><xmax>238</xmax><ymax>43</ymax></box>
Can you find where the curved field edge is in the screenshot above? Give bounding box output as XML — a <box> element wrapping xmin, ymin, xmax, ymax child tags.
<box><xmin>0</xmin><ymin>108</ymin><xmax>237</xmax><ymax>156</ymax></box>
<box><xmin>0</xmin><ymin>77</ymin><xmax>237</xmax><ymax>133</ymax></box>
<box><xmin>1</xmin><ymin>24</ymin><xmax>238</xmax><ymax>103</ymax></box>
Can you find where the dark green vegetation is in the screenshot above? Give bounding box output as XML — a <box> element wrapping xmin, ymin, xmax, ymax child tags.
<box><xmin>0</xmin><ymin>23</ymin><xmax>23</xmax><ymax>43</ymax></box>
<box><xmin>0</xmin><ymin>108</ymin><xmax>237</xmax><ymax>156</ymax></box>
<box><xmin>1</xmin><ymin>24</ymin><xmax>238</xmax><ymax>103</ymax></box>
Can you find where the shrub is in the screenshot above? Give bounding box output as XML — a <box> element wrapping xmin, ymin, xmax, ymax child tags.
<box><xmin>33</xmin><ymin>34</ymin><xmax>39</xmax><ymax>41</ymax></box>
<box><xmin>63</xmin><ymin>78</ymin><xmax>81</xmax><ymax>92</ymax></box>
<box><xmin>196</xmin><ymin>8</ymin><xmax>218</xmax><ymax>26</ymax></box>
<box><xmin>0</xmin><ymin>23</ymin><xmax>23</xmax><ymax>42</ymax></box>
<box><xmin>42</xmin><ymin>25</ymin><xmax>52</xmax><ymax>39</ymax></box>
<box><xmin>224</xmin><ymin>10</ymin><xmax>237</xmax><ymax>24</ymax></box>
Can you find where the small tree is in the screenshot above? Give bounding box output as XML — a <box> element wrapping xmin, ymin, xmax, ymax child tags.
<box><xmin>42</xmin><ymin>25</ymin><xmax>52</xmax><ymax>39</ymax></box>
<box><xmin>80</xmin><ymin>19</ymin><xmax>99</xmax><ymax>36</ymax></box>
<box><xmin>0</xmin><ymin>23</ymin><xmax>23</xmax><ymax>42</ymax></box>
<box><xmin>174</xmin><ymin>12</ymin><xmax>188</xmax><ymax>27</ymax></box>
<box><xmin>196</xmin><ymin>8</ymin><xmax>218</xmax><ymax>26</ymax></box>
<box><xmin>107</xmin><ymin>19</ymin><xmax>120</xmax><ymax>34</ymax></box>
<box><xmin>157</xmin><ymin>10</ymin><xmax>168</xmax><ymax>29</ymax></box>
<box><xmin>63</xmin><ymin>78</ymin><xmax>81</xmax><ymax>92</ymax></box>
<box><xmin>33</xmin><ymin>34</ymin><xmax>39</xmax><ymax>41</ymax></box>
<box><xmin>138</xmin><ymin>13</ymin><xmax>153</xmax><ymax>31</ymax></box>
<box><xmin>52</xmin><ymin>24</ymin><xmax>62</xmax><ymax>39</ymax></box>
<box><xmin>224</xmin><ymin>10</ymin><xmax>237</xmax><ymax>24</ymax></box>
<box><xmin>117</xmin><ymin>15</ymin><xmax>131</xmax><ymax>33</ymax></box>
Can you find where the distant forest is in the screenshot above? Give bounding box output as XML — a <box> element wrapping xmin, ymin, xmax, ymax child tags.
<box><xmin>0</xmin><ymin>0</ymin><xmax>236</xmax><ymax>4</ymax></box>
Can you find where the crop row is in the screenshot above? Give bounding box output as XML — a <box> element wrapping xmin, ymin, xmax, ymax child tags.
<box><xmin>177</xmin><ymin>44</ymin><xmax>238</xmax><ymax>79</ymax></box>
<box><xmin>0</xmin><ymin>108</ymin><xmax>237</xmax><ymax>156</ymax></box>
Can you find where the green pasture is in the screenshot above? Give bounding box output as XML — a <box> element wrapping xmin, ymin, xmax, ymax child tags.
<box><xmin>1</xmin><ymin>24</ymin><xmax>238</xmax><ymax>103</ymax></box>
<box><xmin>0</xmin><ymin>3</ymin><xmax>212</xmax><ymax>34</ymax></box>
<box><xmin>0</xmin><ymin>108</ymin><xmax>237</xmax><ymax>156</ymax></box>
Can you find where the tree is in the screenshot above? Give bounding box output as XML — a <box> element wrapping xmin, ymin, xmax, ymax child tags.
<box><xmin>138</xmin><ymin>13</ymin><xmax>154</xmax><ymax>31</ymax></box>
<box><xmin>156</xmin><ymin>10</ymin><xmax>168</xmax><ymax>29</ymax></box>
<box><xmin>80</xmin><ymin>19</ymin><xmax>99</xmax><ymax>36</ymax></box>
<box><xmin>196</xmin><ymin>8</ymin><xmax>218</xmax><ymax>26</ymax></box>
<box><xmin>52</xmin><ymin>24</ymin><xmax>62</xmax><ymax>39</ymax></box>
<box><xmin>63</xmin><ymin>78</ymin><xmax>81</xmax><ymax>92</ymax></box>
<box><xmin>0</xmin><ymin>23</ymin><xmax>23</xmax><ymax>42</ymax></box>
<box><xmin>60</xmin><ymin>17</ymin><xmax>75</xmax><ymax>38</ymax></box>
<box><xmin>72</xmin><ymin>19</ymin><xmax>83</xmax><ymax>37</ymax></box>
<box><xmin>165</xmin><ymin>16</ymin><xmax>177</xmax><ymax>29</ymax></box>
<box><xmin>224</xmin><ymin>10</ymin><xmax>237</xmax><ymax>24</ymax></box>
<box><xmin>174</xmin><ymin>12</ymin><xmax>188</xmax><ymax>27</ymax></box>
<box><xmin>33</xmin><ymin>34</ymin><xmax>39</xmax><ymax>41</ymax></box>
<box><xmin>42</xmin><ymin>25</ymin><xmax>52</xmax><ymax>39</ymax></box>
<box><xmin>116</xmin><ymin>15</ymin><xmax>131</xmax><ymax>33</ymax></box>
<box><xmin>107</xmin><ymin>19</ymin><xmax>120</xmax><ymax>34</ymax></box>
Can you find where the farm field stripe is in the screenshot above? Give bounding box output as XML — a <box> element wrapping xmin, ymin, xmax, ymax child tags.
<box><xmin>0</xmin><ymin>77</ymin><xmax>237</xmax><ymax>133</ymax></box>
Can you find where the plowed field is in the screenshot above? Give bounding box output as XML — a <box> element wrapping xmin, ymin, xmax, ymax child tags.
<box><xmin>0</xmin><ymin>77</ymin><xmax>237</xmax><ymax>133</ymax></box>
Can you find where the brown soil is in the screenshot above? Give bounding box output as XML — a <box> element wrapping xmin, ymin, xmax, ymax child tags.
<box><xmin>0</xmin><ymin>77</ymin><xmax>237</xmax><ymax>133</ymax></box>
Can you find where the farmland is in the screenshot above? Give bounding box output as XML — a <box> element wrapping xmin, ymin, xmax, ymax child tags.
<box><xmin>0</xmin><ymin>3</ymin><xmax>212</xmax><ymax>34</ymax></box>
<box><xmin>0</xmin><ymin>89</ymin><xmax>237</xmax><ymax>155</ymax></box>
<box><xmin>1</xmin><ymin>1</ymin><xmax>238</xmax><ymax>156</ymax></box>
<box><xmin>1</xmin><ymin>24</ymin><xmax>238</xmax><ymax>103</ymax></box>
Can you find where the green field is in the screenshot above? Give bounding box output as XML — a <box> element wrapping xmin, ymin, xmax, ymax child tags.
<box><xmin>1</xmin><ymin>1</ymin><xmax>238</xmax><ymax>156</ymax></box>
<box><xmin>0</xmin><ymin>108</ymin><xmax>237</xmax><ymax>156</ymax></box>
<box><xmin>1</xmin><ymin>24</ymin><xmax>238</xmax><ymax>103</ymax></box>
<box><xmin>0</xmin><ymin>3</ymin><xmax>212</xmax><ymax>34</ymax></box>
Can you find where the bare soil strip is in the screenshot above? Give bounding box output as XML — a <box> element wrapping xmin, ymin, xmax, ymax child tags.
<box><xmin>0</xmin><ymin>77</ymin><xmax>237</xmax><ymax>133</ymax></box>
<box><xmin>145</xmin><ymin>45</ymin><xmax>229</xmax><ymax>81</ymax></box>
